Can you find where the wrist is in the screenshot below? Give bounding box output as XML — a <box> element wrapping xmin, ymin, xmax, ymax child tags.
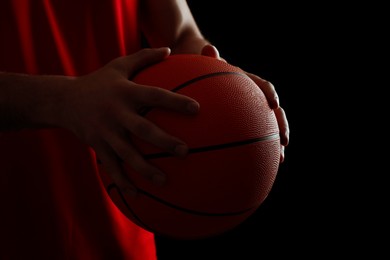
<box><xmin>31</xmin><ymin>75</ymin><xmax>77</xmax><ymax>130</ymax></box>
<box><xmin>0</xmin><ymin>73</ymin><xmax>76</xmax><ymax>131</ymax></box>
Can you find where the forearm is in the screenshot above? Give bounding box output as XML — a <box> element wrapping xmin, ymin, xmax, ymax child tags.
<box><xmin>140</xmin><ymin>0</ymin><xmax>210</xmax><ymax>54</ymax></box>
<box><xmin>0</xmin><ymin>72</ymin><xmax>72</xmax><ymax>131</ymax></box>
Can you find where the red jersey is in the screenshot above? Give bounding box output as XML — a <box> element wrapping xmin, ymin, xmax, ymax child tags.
<box><xmin>0</xmin><ymin>1</ymin><xmax>157</xmax><ymax>259</ymax></box>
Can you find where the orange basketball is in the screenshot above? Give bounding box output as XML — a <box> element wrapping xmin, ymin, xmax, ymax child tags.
<box><xmin>99</xmin><ymin>54</ymin><xmax>280</xmax><ymax>239</ymax></box>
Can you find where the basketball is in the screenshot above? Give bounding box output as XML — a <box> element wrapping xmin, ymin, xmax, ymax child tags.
<box><xmin>99</xmin><ymin>54</ymin><xmax>280</xmax><ymax>239</ymax></box>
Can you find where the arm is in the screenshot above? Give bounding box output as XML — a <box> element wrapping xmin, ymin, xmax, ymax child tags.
<box><xmin>0</xmin><ymin>72</ymin><xmax>71</xmax><ymax>131</ymax></box>
<box><xmin>0</xmin><ymin>48</ymin><xmax>199</xmax><ymax>193</ymax></box>
<box><xmin>140</xmin><ymin>0</ymin><xmax>210</xmax><ymax>54</ymax></box>
<box><xmin>141</xmin><ymin>0</ymin><xmax>289</xmax><ymax>162</ymax></box>
<box><xmin>0</xmin><ymin>0</ymin><xmax>206</xmax><ymax>133</ymax></box>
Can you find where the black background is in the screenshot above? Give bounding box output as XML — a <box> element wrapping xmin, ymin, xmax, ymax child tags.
<box><xmin>154</xmin><ymin>1</ymin><xmax>385</xmax><ymax>259</ymax></box>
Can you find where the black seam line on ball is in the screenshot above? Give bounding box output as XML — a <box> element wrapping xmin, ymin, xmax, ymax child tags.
<box><xmin>139</xmin><ymin>71</ymin><xmax>247</xmax><ymax>116</ymax></box>
<box><xmin>170</xmin><ymin>71</ymin><xmax>247</xmax><ymax>93</ymax></box>
<box><xmin>106</xmin><ymin>183</ymin><xmax>150</xmax><ymax>229</ymax></box>
<box><xmin>107</xmin><ymin>183</ymin><xmax>254</xmax><ymax>217</ymax></box>
<box><xmin>144</xmin><ymin>134</ymin><xmax>280</xmax><ymax>160</ymax></box>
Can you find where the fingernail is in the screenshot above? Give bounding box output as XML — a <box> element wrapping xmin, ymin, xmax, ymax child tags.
<box><xmin>152</xmin><ymin>174</ymin><xmax>166</xmax><ymax>186</ymax></box>
<box><xmin>157</xmin><ymin>47</ymin><xmax>171</xmax><ymax>54</ymax></box>
<box><xmin>187</xmin><ymin>102</ymin><xmax>199</xmax><ymax>114</ymax></box>
<box><xmin>174</xmin><ymin>144</ymin><xmax>188</xmax><ymax>157</ymax></box>
<box><xmin>274</xmin><ymin>95</ymin><xmax>280</xmax><ymax>108</ymax></box>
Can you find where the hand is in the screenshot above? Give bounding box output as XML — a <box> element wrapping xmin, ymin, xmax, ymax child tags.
<box><xmin>60</xmin><ymin>47</ymin><xmax>200</xmax><ymax>195</ymax></box>
<box><xmin>201</xmin><ymin>44</ymin><xmax>290</xmax><ymax>163</ymax></box>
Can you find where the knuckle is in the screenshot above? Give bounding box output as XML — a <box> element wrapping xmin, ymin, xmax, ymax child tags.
<box><xmin>132</xmin><ymin>120</ymin><xmax>153</xmax><ymax>138</ymax></box>
<box><xmin>115</xmin><ymin>146</ymin><xmax>133</xmax><ymax>163</ymax></box>
<box><xmin>126</xmin><ymin>156</ymin><xmax>151</xmax><ymax>178</ymax></box>
<box><xmin>145</xmin><ymin>87</ymin><xmax>165</xmax><ymax>103</ymax></box>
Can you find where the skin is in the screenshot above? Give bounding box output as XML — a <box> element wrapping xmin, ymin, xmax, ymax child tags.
<box><xmin>0</xmin><ymin>0</ymin><xmax>289</xmax><ymax>196</ymax></box>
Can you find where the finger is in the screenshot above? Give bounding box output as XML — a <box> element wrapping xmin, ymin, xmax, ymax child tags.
<box><xmin>113</xmin><ymin>47</ymin><xmax>171</xmax><ymax>78</ymax></box>
<box><xmin>246</xmin><ymin>73</ymin><xmax>279</xmax><ymax>109</ymax></box>
<box><xmin>274</xmin><ymin>106</ymin><xmax>290</xmax><ymax>147</ymax></box>
<box><xmin>280</xmin><ymin>144</ymin><xmax>285</xmax><ymax>163</ymax></box>
<box><xmin>135</xmin><ymin>84</ymin><xmax>200</xmax><ymax>115</ymax></box>
<box><xmin>201</xmin><ymin>44</ymin><xmax>227</xmax><ymax>62</ymax></box>
<box><xmin>95</xmin><ymin>143</ymin><xmax>138</xmax><ymax>196</ymax></box>
<box><xmin>123</xmin><ymin>114</ymin><xmax>189</xmax><ymax>158</ymax></box>
<box><xmin>107</xmin><ymin>129</ymin><xmax>168</xmax><ymax>186</ymax></box>
<box><xmin>201</xmin><ymin>44</ymin><xmax>220</xmax><ymax>59</ymax></box>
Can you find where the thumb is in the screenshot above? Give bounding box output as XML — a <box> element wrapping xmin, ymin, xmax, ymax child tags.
<box><xmin>114</xmin><ymin>47</ymin><xmax>171</xmax><ymax>78</ymax></box>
